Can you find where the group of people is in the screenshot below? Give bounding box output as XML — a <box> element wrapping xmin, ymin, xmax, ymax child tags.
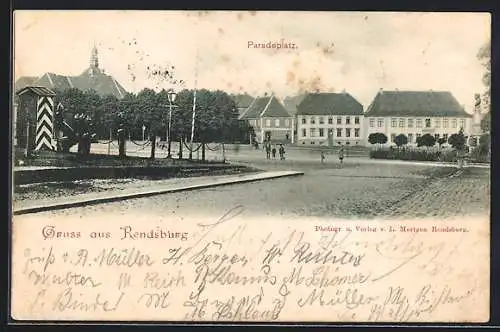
<box><xmin>321</xmin><ymin>147</ymin><xmax>345</xmax><ymax>165</ymax></box>
<box><xmin>265</xmin><ymin>143</ymin><xmax>286</xmax><ymax>160</ymax></box>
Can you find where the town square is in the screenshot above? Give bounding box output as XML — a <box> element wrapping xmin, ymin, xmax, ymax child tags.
<box><xmin>10</xmin><ymin>11</ymin><xmax>491</xmax><ymax>323</ymax></box>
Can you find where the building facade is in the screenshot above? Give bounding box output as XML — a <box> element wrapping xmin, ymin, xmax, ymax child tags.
<box><xmin>239</xmin><ymin>94</ymin><xmax>294</xmax><ymax>144</ymax></box>
<box><xmin>364</xmin><ymin>90</ymin><xmax>473</xmax><ymax>146</ymax></box>
<box><xmin>296</xmin><ymin>92</ymin><xmax>364</xmax><ymax>146</ymax></box>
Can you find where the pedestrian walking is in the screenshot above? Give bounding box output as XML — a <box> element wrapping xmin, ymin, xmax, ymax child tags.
<box><xmin>321</xmin><ymin>151</ymin><xmax>326</xmax><ymax>164</ymax></box>
<box><xmin>279</xmin><ymin>144</ymin><xmax>286</xmax><ymax>160</ymax></box>
<box><xmin>338</xmin><ymin>147</ymin><xmax>344</xmax><ymax>166</ymax></box>
<box><xmin>265</xmin><ymin>143</ymin><xmax>271</xmax><ymax>159</ymax></box>
<box><xmin>272</xmin><ymin>146</ymin><xmax>277</xmax><ymax>159</ymax></box>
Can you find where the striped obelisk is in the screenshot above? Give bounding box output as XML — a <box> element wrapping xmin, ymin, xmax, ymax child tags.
<box><xmin>35</xmin><ymin>96</ymin><xmax>56</xmax><ymax>151</ymax></box>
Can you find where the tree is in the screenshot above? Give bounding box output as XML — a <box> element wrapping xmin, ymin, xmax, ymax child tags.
<box><xmin>394</xmin><ymin>134</ymin><xmax>408</xmax><ymax>149</ymax></box>
<box><xmin>53</xmin><ymin>88</ymin><xmax>102</xmax><ymax>155</ymax></box>
<box><xmin>135</xmin><ymin>88</ymin><xmax>165</xmax><ymax>159</ymax></box>
<box><xmin>481</xmin><ymin>112</ymin><xmax>491</xmax><ymax>133</ymax></box>
<box><xmin>448</xmin><ymin>128</ymin><xmax>467</xmax><ymax>152</ymax></box>
<box><xmin>437</xmin><ymin>137</ymin><xmax>447</xmax><ymax>149</ymax></box>
<box><xmin>478</xmin><ymin>133</ymin><xmax>490</xmax><ymax>156</ymax></box>
<box><xmin>417</xmin><ymin>133</ymin><xmax>436</xmax><ymax>148</ymax></box>
<box><xmin>477</xmin><ymin>41</ymin><xmax>490</xmax><ymax>113</ymax></box>
<box><xmin>368</xmin><ymin>133</ymin><xmax>388</xmax><ymax>149</ymax></box>
<box><xmin>175</xmin><ymin>89</ymin><xmax>251</xmax><ymax>160</ymax></box>
<box><xmin>478</xmin><ymin>41</ymin><xmax>491</xmax><ymax>134</ymax></box>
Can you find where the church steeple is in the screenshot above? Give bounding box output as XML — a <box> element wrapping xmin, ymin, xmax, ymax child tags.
<box><xmin>90</xmin><ymin>44</ymin><xmax>99</xmax><ymax>69</ymax></box>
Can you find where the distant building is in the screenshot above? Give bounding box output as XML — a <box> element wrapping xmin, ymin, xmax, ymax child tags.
<box><xmin>238</xmin><ymin>94</ymin><xmax>294</xmax><ymax>144</ymax></box>
<box><xmin>364</xmin><ymin>90</ymin><xmax>473</xmax><ymax>146</ymax></box>
<box><xmin>230</xmin><ymin>93</ymin><xmax>256</xmax><ymax>117</ymax></box>
<box><xmin>296</xmin><ymin>92</ymin><xmax>364</xmax><ymax>146</ymax></box>
<box><xmin>14</xmin><ymin>45</ymin><xmax>128</xmax><ymax>99</ymax></box>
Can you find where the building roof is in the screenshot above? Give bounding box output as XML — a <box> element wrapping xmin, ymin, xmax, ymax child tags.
<box><xmin>297</xmin><ymin>93</ymin><xmax>364</xmax><ymax>116</ymax></box>
<box><xmin>239</xmin><ymin>95</ymin><xmax>291</xmax><ymax>119</ymax></box>
<box><xmin>13</xmin><ymin>46</ymin><xmax>128</xmax><ymax>99</ymax></box>
<box><xmin>283</xmin><ymin>94</ymin><xmax>306</xmax><ymax>115</ymax></box>
<box><xmin>16</xmin><ymin>86</ymin><xmax>56</xmax><ymax>97</ymax></box>
<box><xmin>15</xmin><ymin>70</ymin><xmax>128</xmax><ymax>99</ymax></box>
<box><xmin>230</xmin><ymin>93</ymin><xmax>255</xmax><ymax>109</ymax></box>
<box><xmin>365</xmin><ymin>90</ymin><xmax>472</xmax><ymax>118</ymax></box>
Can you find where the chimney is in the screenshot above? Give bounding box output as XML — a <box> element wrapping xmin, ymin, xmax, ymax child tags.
<box><xmin>264</xmin><ymin>92</ymin><xmax>268</xmax><ymax>97</ymax></box>
<box><xmin>379</xmin><ymin>88</ymin><xmax>384</xmax><ymax>94</ymax></box>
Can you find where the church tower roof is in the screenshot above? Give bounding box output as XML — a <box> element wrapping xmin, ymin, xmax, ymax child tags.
<box><xmin>90</xmin><ymin>44</ymin><xmax>99</xmax><ymax>69</ymax></box>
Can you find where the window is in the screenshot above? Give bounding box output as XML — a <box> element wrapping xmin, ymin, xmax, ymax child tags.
<box><xmin>416</xmin><ymin>119</ymin><xmax>422</xmax><ymax>128</ymax></box>
<box><xmin>408</xmin><ymin>119</ymin><xmax>414</xmax><ymax>128</ymax></box>
<box><xmin>346</xmin><ymin>117</ymin><xmax>351</xmax><ymax>125</ymax></box>
<box><xmin>425</xmin><ymin>118</ymin><xmax>431</xmax><ymax>128</ymax></box>
<box><xmin>302</xmin><ymin>118</ymin><xmax>306</xmax><ymax>124</ymax></box>
<box><xmin>435</xmin><ymin>119</ymin><xmax>441</xmax><ymax>128</ymax></box>
<box><xmin>346</xmin><ymin>128</ymin><xmax>351</xmax><ymax>137</ymax></box>
<box><xmin>319</xmin><ymin>128</ymin><xmax>324</xmax><ymax>137</ymax></box>
<box><xmin>336</xmin><ymin>128</ymin><xmax>342</xmax><ymax>137</ymax></box>
<box><xmin>443</xmin><ymin>133</ymin><xmax>448</xmax><ymax>141</ymax></box>
<box><xmin>399</xmin><ymin>118</ymin><xmax>405</xmax><ymax>128</ymax></box>
<box><xmin>391</xmin><ymin>118</ymin><xmax>397</xmax><ymax>128</ymax></box>
<box><xmin>319</xmin><ymin>117</ymin><xmax>325</xmax><ymax>124</ymax></box>
<box><xmin>354</xmin><ymin>128</ymin><xmax>360</xmax><ymax>137</ymax></box>
<box><xmin>408</xmin><ymin>133</ymin><xmax>413</xmax><ymax>143</ymax></box>
<box><xmin>378</xmin><ymin>118</ymin><xmax>384</xmax><ymax>127</ymax></box>
<box><xmin>310</xmin><ymin>128</ymin><xmax>316</xmax><ymax>137</ymax></box>
<box><xmin>328</xmin><ymin>117</ymin><xmax>333</xmax><ymax>124</ymax></box>
<box><xmin>310</xmin><ymin>117</ymin><xmax>316</xmax><ymax>125</ymax></box>
<box><xmin>266</xmin><ymin>119</ymin><xmax>271</xmax><ymax>126</ymax></box>
<box><xmin>369</xmin><ymin>119</ymin><xmax>375</xmax><ymax>127</ymax></box>
<box><xmin>302</xmin><ymin>128</ymin><xmax>307</xmax><ymax>137</ymax></box>
<box><xmin>337</xmin><ymin>117</ymin><xmax>342</xmax><ymax>125</ymax></box>
<box><xmin>391</xmin><ymin>134</ymin><xmax>396</xmax><ymax>142</ymax></box>
<box><xmin>275</xmin><ymin>119</ymin><xmax>280</xmax><ymax>127</ymax></box>
<box><xmin>285</xmin><ymin>119</ymin><xmax>290</xmax><ymax>126</ymax></box>
<box><xmin>443</xmin><ymin>119</ymin><xmax>449</xmax><ymax>128</ymax></box>
<box><xmin>452</xmin><ymin>119</ymin><xmax>457</xmax><ymax>128</ymax></box>
<box><xmin>460</xmin><ymin>119</ymin><xmax>465</xmax><ymax>129</ymax></box>
<box><xmin>355</xmin><ymin>116</ymin><xmax>360</xmax><ymax>124</ymax></box>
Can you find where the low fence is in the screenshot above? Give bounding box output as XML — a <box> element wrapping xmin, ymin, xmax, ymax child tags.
<box><xmin>370</xmin><ymin>147</ymin><xmax>490</xmax><ymax>164</ymax></box>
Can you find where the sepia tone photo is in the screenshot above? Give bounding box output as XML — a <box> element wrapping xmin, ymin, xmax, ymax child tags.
<box><xmin>11</xmin><ymin>11</ymin><xmax>491</xmax><ymax>323</ymax></box>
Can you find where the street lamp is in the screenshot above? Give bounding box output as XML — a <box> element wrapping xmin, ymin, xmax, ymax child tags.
<box><xmin>167</xmin><ymin>90</ymin><xmax>177</xmax><ymax>158</ymax></box>
<box><xmin>142</xmin><ymin>124</ymin><xmax>146</xmax><ymax>142</ymax></box>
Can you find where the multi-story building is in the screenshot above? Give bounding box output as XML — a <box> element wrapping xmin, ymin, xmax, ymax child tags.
<box><xmin>364</xmin><ymin>90</ymin><xmax>473</xmax><ymax>146</ymax></box>
<box><xmin>238</xmin><ymin>94</ymin><xmax>294</xmax><ymax>144</ymax></box>
<box><xmin>296</xmin><ymin>92</ymin><xmax>364</xmax><ymax>146</ymax></box>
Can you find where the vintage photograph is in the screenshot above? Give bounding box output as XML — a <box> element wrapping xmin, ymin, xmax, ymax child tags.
<box><xmin>11</xmin><ymin>11</ymin><xmax>491</xmax><ymax>323</ymax></box>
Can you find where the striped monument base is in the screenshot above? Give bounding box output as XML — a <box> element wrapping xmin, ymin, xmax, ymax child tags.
<box><xmin>35</xmin><ymin>96</ymin><xmax>56</xmax><ymax>151</ymax></box>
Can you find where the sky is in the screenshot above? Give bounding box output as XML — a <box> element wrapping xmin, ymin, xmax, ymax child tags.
<box><xmin>13</xmin><ymin>11</ymin><xmax>490</xmax><ymax>112</ymax></box>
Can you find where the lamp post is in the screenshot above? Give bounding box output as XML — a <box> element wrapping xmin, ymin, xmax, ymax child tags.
<box><xmin>167</xmin><ymin>90</ymin><xmax>177</xmax><ymax>158</ymax></box>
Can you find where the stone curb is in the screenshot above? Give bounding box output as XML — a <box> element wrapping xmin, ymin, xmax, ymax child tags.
<box><xmin>13</xmin><ymin>171</ymin><xmax>304</xmax><ymax>215</ymax></box>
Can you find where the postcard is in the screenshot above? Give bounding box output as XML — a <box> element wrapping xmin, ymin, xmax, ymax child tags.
<box><xmin>11</xmin><ymin>10</ymin><xmax>491</xmax><ymax>323</ymax></box>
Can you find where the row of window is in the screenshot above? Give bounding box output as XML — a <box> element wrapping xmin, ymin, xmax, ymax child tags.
<box><xmin>301</xmin><ymin>128</ymin><xmax>361</xmax><ymax>138</ymax></box>
<box><xmin>369</xmin><ymin>118</ymin><xmax>466</xmax><ymax>129</ymax></box>
<box><xmin>300</xmin><ymin>116</ymin><xmax>360</xmax><ymax>125</ymax></box>
<box><xmin>250</xmin><ymin>119</ymin><xmax>291</xmax><ymax>127</ymax></box>
<box><xmin>390</xmin><ymin>133</ymin><xmax>450</xmax><ymax>144</ymax></box>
